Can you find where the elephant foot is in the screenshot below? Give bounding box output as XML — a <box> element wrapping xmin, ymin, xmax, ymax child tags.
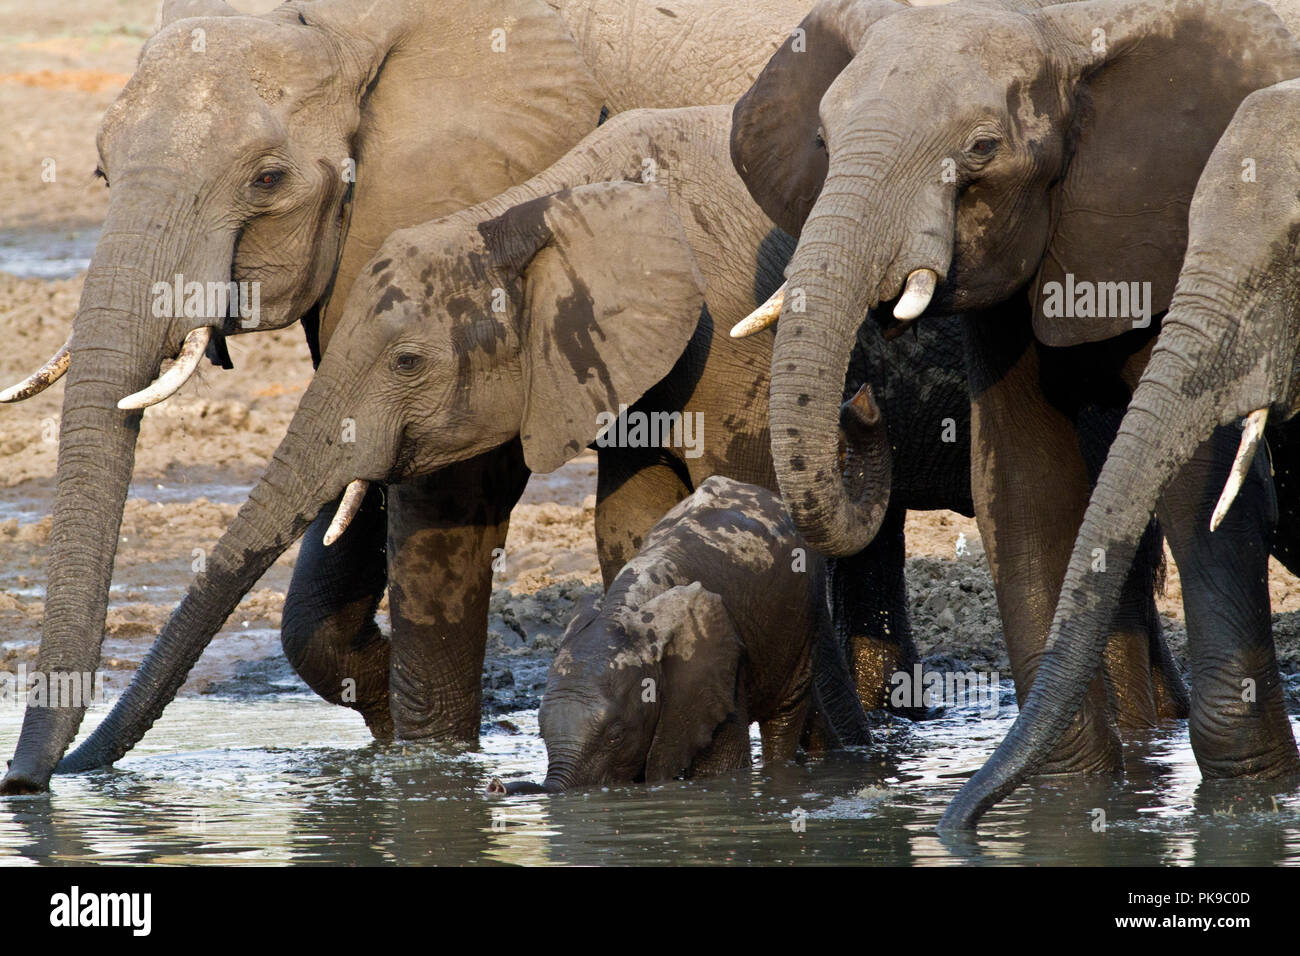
<box><xmin>359</xmin><ymin>702</ymin><xmax>395</xmax><ymax>741</ymax></box>
<box><xmin>1190</xmin><ymin>702</ymin><xmax>1300</xmax><ymax>780</ymax></box>
<box><xmin>849</xmin><ymin>634</ymin><xmax>937</xmax><ymax>719</ymax></box>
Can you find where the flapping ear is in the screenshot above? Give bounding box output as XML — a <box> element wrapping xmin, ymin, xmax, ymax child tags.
<box><xmin>637</xmin><ymin>583</ymin><xmax>744</xmax><ymax>783</ymax></box>
<box><xmin>730</xmin><ymin>0</ymin><xmax>905</xmax><ymax>238</ymax></box>
<box><xmin>304</xmin><ymin>0</ymin><xmax>606</xmax><ymax>349</ymax></box>
<box><xmin>1028</xmin><ymin>0</ymin><xmax>1300</xmax><ymax>346</ymax></box>
<box><xmin>481</xmin><ymin>182</ymin><xmax>706</xmax><ymax>474</ymax></box>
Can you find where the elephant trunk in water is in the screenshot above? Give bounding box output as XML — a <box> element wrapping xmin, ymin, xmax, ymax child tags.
<box><xmin>768</xmin><ymin>153</ymin><xmax>948</xmax><ymax>557</ymax></box>
<box><xmin>939</xmin><ymin>280</ymin><xmax>1285</xmax><ymax>831</ymax></box>
<box><xmin>0</xmin><ymin>178</ymin><xmax>233</xmax><ymax>794</ymax></box>
<box><xmin>57</xmin><ymin>376</ymin><xmax>351</xmax><ymax>772</ymax></box>
<box><xmin>496</xmin><ymin>746</ymin><xmax>584</xmax><ymax>795</ymax></box>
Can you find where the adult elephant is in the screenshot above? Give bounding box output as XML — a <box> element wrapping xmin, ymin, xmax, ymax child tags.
<box><xmin>0</xmin><ymin>0</ymin><xmax>812</xmax><ymax>794</ymax></box>
<box><xmin>53</xmin><ymin>106</ymin><xmax>968</xmax><ymax>772</ymax></box>
<box><xmin>728</xmin><ymin>0</ymin><xmax>1300</xmax><ymax>774</ymax></box>
<box><xmin>943</xmin><ymin>79</ymin><xmax>1300</xmax><ymax>830</ymax></box>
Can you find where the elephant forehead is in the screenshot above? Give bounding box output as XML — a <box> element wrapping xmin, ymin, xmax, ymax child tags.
<box><xmin>848</xmin><ymin>10</ymin><xmax>1048</xmax><ymax>102</ymax></box>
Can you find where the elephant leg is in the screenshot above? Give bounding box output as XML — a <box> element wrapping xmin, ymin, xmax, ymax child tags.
<box><xmin>966</xmin><ymin>315</ymin><xmax>1122</xmax><ymax>774</ymax></box>
<box><xmin>689</xmin><ymin>706</ymin><xmax>753</xmax><ymax>776</ymax></box>
<box><xmin>760</xmin><ymin>695</ymin><xmax>812</xmax><ymax>763</ymax></box>
<box><xmin>385</xmin><ymin>442</ymin><xmax>531</xmax><ymax>743</ymax></box>
<box><xmin>595</xmin><ymin>447</ymin><xmax>691</xmax><ymax>589</ymax></box>
<box><xmin>828</xmin><ymin>502</ymin><xmax>923</xmax><ymax>714</ymax></box>
<box><xmin>1098</xmin><ymin>523</ymin><xmax>1164</xmax><ymax>733</ymax></box>
<box><xmin>1158</xmin><ymin>425</ymin><xmax>1299</xmax><ymax>779</ymax></box>
<box><xmin>282</xmin><ymin>483</ymin><xmax>393</xmax><ymax>738</ymax></box>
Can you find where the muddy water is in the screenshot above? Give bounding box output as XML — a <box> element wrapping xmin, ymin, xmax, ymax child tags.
<box><xmin>4</xmin><ymin>691</ymin><xmax>1300</xmax><ymax>866</ymax></box>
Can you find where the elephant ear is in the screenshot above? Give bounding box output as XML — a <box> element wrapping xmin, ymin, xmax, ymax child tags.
<box><xmin>299</xmin><ymin>0</ymin><xmax>606</xmax><ymax>350</ymax></box>
<box><xmin>638</xmin><ymin>583</ymin><xmax>744</xmax><ymax>783</ymax></box>
<box><xmin>481</xmin><ymin>182</ymin><xmax>707</xmax><ymax>474</ymax></box>
<box><xmin>731</xmin><ymin>0</ymin><xmax>906</xmax><ymax>238</ymax></box>
<box><xmin>1028</xmin><ymin>0</ymin><xmax>1300</xmax><ymax>347</ymax></box>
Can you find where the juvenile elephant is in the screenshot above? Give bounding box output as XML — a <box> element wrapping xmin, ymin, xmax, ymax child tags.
<box><xmin>729</xmin><ymin>0</ymin><xmax>1300</xmax><ymax>777</ymax></box>
<box><xmin>495</xmin><ymin>476</ymin><xmax>872</xmax><ymax>793</ymax></box>
<box><xmin>944</xmin><ymin>79</ymin><xmax>1300</xmax><ymax>830</ymax></box>
<box><xmin>0</xmin><ymin>0</ymin><xmax>811</xmax><ymax>793</ymax></box>
<box><xmin>55</xmin><ymin>104</ymin><xmax>973</xmax><ymax>773</ymax></box>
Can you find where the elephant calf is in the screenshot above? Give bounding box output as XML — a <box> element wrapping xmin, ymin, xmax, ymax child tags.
<box><xmin>494</xmin><ymin>476</ymin><xmax>872</xmax><ymax>794</ymax></box>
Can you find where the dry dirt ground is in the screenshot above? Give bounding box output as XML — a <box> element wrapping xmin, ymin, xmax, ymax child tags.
<box><xmin>2</xmin><ymin>0</ymin><xmax>1299</xmax><ymax>729</ymax></box>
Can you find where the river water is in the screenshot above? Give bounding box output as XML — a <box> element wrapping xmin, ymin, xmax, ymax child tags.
<box><xmin>3</xmin><ymin>691</ymin><xmax>1299</xmax><ymax>866</ymax></box>
<box><xmin>4</xmin><ymin>233</ymin><xmax>1300</xmax><ymax>866</ymax></box>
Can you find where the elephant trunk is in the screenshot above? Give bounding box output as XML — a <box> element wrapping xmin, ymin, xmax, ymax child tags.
<box><xmin>939</xmin><ymin>287</ymin><xmax>1275</xmax><ymax>831</ymax></box>
<box><xmin>1</xmin><ymin>181</ymin><xmax>224</xmax><ymax>793</ymax></box>
<box><xmin>769</xmin><ymin>163</ymin><xmax>949</xmax><ymax>557</ymax></box>
<box><xmin>57</xmin><ymin>384</ymin><xmax>350</xmax><ymax>772</ymax></box>
<box><xmin>538</xmin><ymin>746</ymin><xmax>585</xmax><ymax>793</ymax></box>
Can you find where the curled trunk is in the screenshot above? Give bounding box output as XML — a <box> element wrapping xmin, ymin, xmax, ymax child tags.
<box><xmin>769</xmin><ymin>180</ymin><xmax>898</xmax><ymax>557</ymax></box>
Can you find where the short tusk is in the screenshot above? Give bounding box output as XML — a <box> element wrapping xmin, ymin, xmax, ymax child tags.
<box><xmin>731</xmin><ymin>282</ymin><xmax>785</xmax><ymax>338</ymax></box>
<box><xmin>117</xmin><ymin>326</ymin><xmax>211</xmax><ymax>411</ymax></box>
<box><xmin>1210</xmin><ymin>408</ymin><xmax>1269</xmax><ymax>532</ymax></box>
<box><xmin>893</xmin><ymin>268</ymin><xmax>938</xmax><ymax>322</ymax></box>
<box><xmin>0</xmin><ymin>337</ymin><xmax>72</xmax><ymax>403</ymax></box>
<box><xmin>324</xmin><ymin>480</ymin><xmax>369</xmax><ymax>546</ymax></box>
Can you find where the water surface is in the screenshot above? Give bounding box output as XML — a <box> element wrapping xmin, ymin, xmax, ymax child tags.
<box><xmin>4</xmin><ymin>690</ymin><xmax>1299</xmax><ymax>866</ymax></box>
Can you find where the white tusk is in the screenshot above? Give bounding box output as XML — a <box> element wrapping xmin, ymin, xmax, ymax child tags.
<box><xmin>117</xmin><ymin>327</ymin><xmax>211</xmax><ymax>411</ymax></box>
<box><xmin>731</xmin><ymin>282</ymin><xmax>786</xmax><ymax>338</ymax></box>
<box><xmin>893</xmin><ymin>268</ymin><xmax>938</xmax><ymax>322</ymax></box>
<box><xmin>324</xmin><ymin>480</ymin><xmax>369</xmax><ymax>547</ymax></box>
<box><xmin>0</xmin><ymin>337</ymin><xmax>72</xmax><ymax>402</ymax></box>
<box><xmin>1210</xmin><ymin>408</ymin><xmax>1269</xmax><ymax>532</ymax></box>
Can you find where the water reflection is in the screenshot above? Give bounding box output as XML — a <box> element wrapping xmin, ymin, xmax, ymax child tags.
<box><xmin>2</xmin><ymin>692</ymin><xmax>1300</xmax><ymax>865</ymax></box>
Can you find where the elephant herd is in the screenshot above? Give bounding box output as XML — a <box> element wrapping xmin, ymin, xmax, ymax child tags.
<box><xmin>4</xmin><ymin>0</ymin><xmax>1300</xmax><ymax>835</ymax></box>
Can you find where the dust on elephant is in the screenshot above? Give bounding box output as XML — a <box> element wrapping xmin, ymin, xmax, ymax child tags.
<box><xmin>0</xmin><ymin>0</ymin><xmax>810</xmax><ymax>794</ymax></box>
<box><xmin>943</xmin><ymin>79</ymin><xmax>1300</xmax><ymax>831</ymax></box>
<box><xmin>495</xmin><ymin>476</ymin><xmax>872</xmax><ymax>794</ymax></box>
<box><xmin>55</xmin><ymin>102</ymin><xmax>970</xmax><ymax>772</ymax></box>
<box><xmin>728</xmin><ymin>0</ymin><xmax>1300</xmax><ymax>777</ymax></box>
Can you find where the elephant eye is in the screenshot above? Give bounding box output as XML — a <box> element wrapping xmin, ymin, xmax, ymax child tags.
<box><xmin>606</xmin><ymin>722</ymin><xmax>625</xmax><ymax>746</ymax></box>
<box><xmin>392</xmin><ymin>351</ymin><xmax>424</xmax><ymax>373</ymax></box>
<box><xmin>93</xmin><ymin>165</ymin><xmax>109</xmax><ymax>187</ymax></box>
<box><xmin>815</xmin><ymin>126</ymin><xmax>827</xmax><ymax>151</ymax></box>
<box><xmin>968</xmin><ymin>138</ymin><xmax>999</xmax><ymax>159</ymax></box>
<box><xmin>252</xmin><ymin>169</ymin><xmax>285</xmax><ymax>189</ymax></box>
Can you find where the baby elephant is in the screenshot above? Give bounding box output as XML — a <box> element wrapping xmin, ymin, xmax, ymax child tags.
<box><xmin>496</xmin><ymin>476</ymin><xmax>871</xmax><ymax>794</ymax></box>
